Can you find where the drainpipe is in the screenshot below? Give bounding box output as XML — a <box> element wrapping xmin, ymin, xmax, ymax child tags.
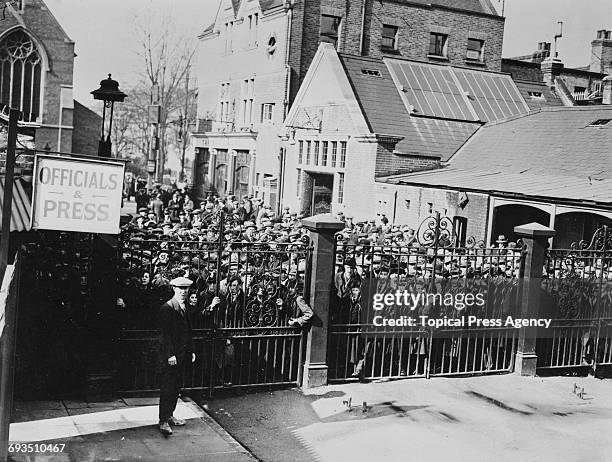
<box><xmin>359</xmin><ymin>0</ymin><xmax>367</xmax><ymax>55</ymax></box>
<box><xmin>284</xmin><ymin>1</ymin><xmax>293</xmax><ymax>118</ymax></box>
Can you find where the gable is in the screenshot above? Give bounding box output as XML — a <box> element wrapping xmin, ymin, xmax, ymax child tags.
<box><xmin>285</xmin><ymin>44</ymin><xmax>369</xmax><ymax>135</ymax></box>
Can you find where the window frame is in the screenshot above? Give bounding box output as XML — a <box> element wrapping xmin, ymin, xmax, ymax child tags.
<box><xmin>320</xmin><ymin>14</ymin><xmax>342</xmax><ymax>49</ymax></box>
<box><xmin>337</xmin><ymin>173</ymin><xmax>344</xmax><ymax>204</ymax></box>
<box><xmin>381</xmin><ymin>24</ymin><xmax>398</xmax><ymax>50</ymax></box>
<box><xmin>466</xmin><ymin>38</ymin><xmax>484</xmax><ymax>62</ymax></box>
<box><xmin>261</xmin><ymin>103</ymin><xmax>274</xmax><ymax>124</ymax></box>
<box><xmin>429</xmin><ymin>32</ymin><xmax>448</xmax><ymax>58</ymax></box>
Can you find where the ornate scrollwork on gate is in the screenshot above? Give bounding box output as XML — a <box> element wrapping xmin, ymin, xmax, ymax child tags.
<box><xmin>570</xmin><ymin>225</ymin><xmax>612</xmax><ymax>251</ymax></box>
<box><xmin>417</xmin><ymin>214</ymin><xmax>457</xmax><ymax>248</ymax></box>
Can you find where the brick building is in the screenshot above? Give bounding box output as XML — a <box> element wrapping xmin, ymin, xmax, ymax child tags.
<box><xmin>281</xmin><ymin>43</ymin><xmax>529</xmax><ymax>235</ymax></box>
<box><xmin>0</xmin><ymin>0</ymin><xmax>101</xmax><ymax>230</ymax></box>
<box><xmin>191</xmin><ymin>0</ymin><xmax>504</xmax><ymax>206</ymax></box>
<box><xmin>502</xmin><ymin>30</ymin><xmax>612</xmax><ymax>107</ymax></box>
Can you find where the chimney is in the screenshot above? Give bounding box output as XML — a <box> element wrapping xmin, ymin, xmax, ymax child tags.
<box><xmin>590</xmin><ymin>29</ymin><xmax>612</xmax><ymax>75</ymax></box>
<box><xmin>532</xmin><ymin>42</ymin><xmax>551</xmax><ymax>63</ymax></box>
<box><xmin>541</xmin><ymin>56</ymin><xmax>564</xmax><ymax>87</ymax></box>
<box><xmin>603</xmin><ymin>76</ymin><xmax>612</xmax><ymax>105</ymax></box>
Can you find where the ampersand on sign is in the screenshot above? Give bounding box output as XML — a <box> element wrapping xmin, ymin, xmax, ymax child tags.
<box><xmin>73</xmin><ymin>191</ymin><xmax>82</xmax><ymax>199</ymax></box>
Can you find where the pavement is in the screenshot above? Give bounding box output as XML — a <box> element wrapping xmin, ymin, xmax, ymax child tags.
<box><xmin>204</xmin><ymin>375</ymin><xmax>612</xmax><ymax>462</ymax></box>
<box><xmin>8</xmin><ymin>397</ymin><xmax>257</xmax><ymax>462</ymax></box>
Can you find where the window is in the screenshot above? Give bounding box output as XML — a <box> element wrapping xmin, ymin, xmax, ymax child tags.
<box><xmin>248</xmin><ymin>13</ymin><xmax>259</xmax><ymax>47</ymax></box>
<box><xmin>527</xmin><ymin>91</ymin><xmax>545</xmax><ymax>101</ymax></box>
<box><xmin>256</xmin><ymin>173</ymin><xmax>260</xmax><ymax>185</ymax></box>
<box><xmin>361</xmin><ymin>68</ymin><xmax>382</xmax><ymax>77</ymax></box>
<box><xmin>296</xmin><ymin>169</ymin><xmax>302</xmax><ymax>196</ymax></box>
<box><xmin>429</xmin><ymin>33</ymin><xmax>448</xmax><ymax>57</ymax></box>
<box><xmin>298</xmin><ymin>141</ymin><xmax>303</xmax><ymax>164</ymax></box>
<box><xmin>306</xmin><ymin>141</ymin><xmax>311</xmax><ymax>165</ymax></box>
<box><xmin>313</xmin><ymin>141</ymin><xmax>319</xmax><ymax>165</ymax></box>
<box><xmin>0</xmin><ymin>30</ymin><xmax>41</xmax><ymax>122</ymax></box>
<box><xmin>466</xmin><ymin>38</ymin><xmax>484</xmax><ymax>61</ymax></box>
<box><xmin>225</xmin><ymin>21</ymin><xmax>234</xmax><ymax>53</ymax></box>
<box><xmin>321</xmin><ymin>141</ymin><xmax>328</xmax><ymax>166</ymax></box>
<box><xmin>321</xmin><ymin>14</ymin><xmax>341</xmax><ymax>49</ymax></box>
<box><xmin>219</xmin><ymin>82</ymin><xmax>231</xmax><ymax>123</ymax></box>
<box><xmin>242</xmin><ymin>78</ymin><xmax>254</xmax><ymax>125</ymax></box>
<box><xmin>338</xmin><ymin>173</ymin><xmax>344</xmax><ymax>204</ymax></box>
<box><xmin>267</xmin><ymin>36</ymin><xmax>277</xmax><ymax>57</ymax></box>
<box><xmin>589</xmin><ymin>119</ymin><xmax>612</xmax><ymax>126</ymax></box>
<box><xmin>261</xmin><ymin>103</ymin><xmax>274</xmax><ymax>123</ymax></box>
<box><xmin>331</xmin><ymin>141</ymin><xmax>337</xmax><ymax>167</ymax></box>
<box><xmin>382</xmin><ymin>25</ymin><xmax>398</xmax><ymax>50</ymax></box>
<box><xmin>339</xmin><ymin>141</ymin><xmax>346</xmax><ymax>168</ymax></box>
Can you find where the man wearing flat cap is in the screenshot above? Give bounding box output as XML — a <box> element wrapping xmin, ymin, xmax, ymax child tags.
<box><xmin>158</xmin><ymin>276</ymin><xmax>195</xmax><ymax>436</ymax></box>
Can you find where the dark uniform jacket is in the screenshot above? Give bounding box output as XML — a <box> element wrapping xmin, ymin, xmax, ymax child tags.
<box><xmin>158</xmin><ymin>297</ymin><xmax>194</xmax><ymax>367</ymax></box>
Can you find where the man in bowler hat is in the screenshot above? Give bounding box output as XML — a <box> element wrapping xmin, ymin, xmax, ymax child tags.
<box><xmin>158</xmin><ymin>276</ymin><xmax>196</xmax><ymax>435</ymax></box>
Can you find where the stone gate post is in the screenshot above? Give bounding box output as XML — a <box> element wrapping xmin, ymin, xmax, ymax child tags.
<box><xmin>514</xmin><ymin>222</ymin><xmax>556</xmax><ymax>376</ymax></box>
<box><xmin>302</xmin><ymin>214</ymin><xmax>344</xmax><ymax>388</ymax></box>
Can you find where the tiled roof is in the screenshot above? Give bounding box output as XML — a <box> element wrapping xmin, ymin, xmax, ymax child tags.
<box><xmin>380</xmin><ymin>168</ymin><xmax>612</xmax><ymax>205</ymax></box>
<box><xmin>514</xmin><ymin>80</ymin><xmax>564</xmax><ymax>110</ymax></box>
<box><xmin>449</xmin><ymin>106</ymin><xmax>612</xmax><ymax>178</ymax></box>
<box><xmin>378</xmin><ymin>106</ymin><xmax>612</xmax><ymax>205</ymax></box>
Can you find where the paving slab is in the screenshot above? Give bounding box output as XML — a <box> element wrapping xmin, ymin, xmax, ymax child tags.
<box><xmin>8</xmin><ymin>397</ymin><xmax>257</xmax><ymax>462</ymax></box>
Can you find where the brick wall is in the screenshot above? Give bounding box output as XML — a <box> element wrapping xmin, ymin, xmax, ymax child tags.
<box><xmin>374</xmin><ymin>140</ymin><xmax>441</xmax><ymax>178</ymax></box>
<box><xmin>72</xmin><ymin>101</ymin><xmax>102</xmax><ymax>156</ymax></box>
<box><xmin>292</xmin><ymin>0</ymin><xmax>505</xmax><ymax>98</ymax></box>
<box><xmin>375</xmin><ymin>182</ymin><xmax>490</xmax><ymax>241</ymax></box>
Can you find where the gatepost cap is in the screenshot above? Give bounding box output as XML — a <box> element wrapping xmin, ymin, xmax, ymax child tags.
<box><xmin>169</xmin><ymin>276</ymin><xmax>193</xmax><ymax>287</ymax></box>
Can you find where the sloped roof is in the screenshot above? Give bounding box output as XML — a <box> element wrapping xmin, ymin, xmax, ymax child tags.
<box><xmin>339</xmin><ymin>53</ymin><xmax>528</xmax><ymax>161</ymax></box>
<box><xmin>514</xmin><ymin>80</ymin><xmax>564</xmax><ymax>110</ymax></box>
<box><xmin>380</xmin><ymin>168</ymin><xmax>612</xmax><ymax>206</ymax></box>
<box><xmin>380</xmin><ymin>106</ymin><xmax>612</xmax><ymax>205</ymax></box>
<box><xmin>449</xmin><ymin>106</ymin><xmax>612</xmax><ymax>178</ymax></box>
<box><xmin>396</xmin><ymin>0</ymin><xmax>500</xmax><ymax>15</ymax></box>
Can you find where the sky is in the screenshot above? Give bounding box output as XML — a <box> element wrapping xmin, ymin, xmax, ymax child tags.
<box><xmin>43</xmin><ymin>0</ymin><xmax>612</xmax><ymax>105</ymax></box>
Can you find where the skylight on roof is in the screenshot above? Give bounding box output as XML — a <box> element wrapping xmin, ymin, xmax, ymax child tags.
<box><xmin>361</xmin><ymin>68</ymin><xmax>382</xmax><ymax>77</ymax></box>
<box><xmin>589</xmin><ymin>119</ymin><xmax>612</xmax><ymax>127</ymax></box>
<box><xmin>528</xmin><ymin>91</ymin><xmax>545</xmax><ymax>100</ymax></box>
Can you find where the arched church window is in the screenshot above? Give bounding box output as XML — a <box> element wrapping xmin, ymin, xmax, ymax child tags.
<box><xmin>0</xmin><ymin>30</ymin><xmax>42</xmax><ymax>122</ymax></box>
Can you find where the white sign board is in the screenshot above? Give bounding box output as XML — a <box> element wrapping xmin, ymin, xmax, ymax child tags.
<box><xmin>31</xmin><ymin>155</ymin><xmax>125</xmax><ymax>234</ymax></box>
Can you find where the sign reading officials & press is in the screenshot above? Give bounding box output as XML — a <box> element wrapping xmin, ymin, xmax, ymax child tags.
<box><xmin>31</xmin><ymin>154</ymin><xmax>125</xmax><ymax>234</ymax></box>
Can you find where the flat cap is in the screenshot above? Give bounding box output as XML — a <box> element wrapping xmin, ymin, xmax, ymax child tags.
<box><xmin>169</xmin><ymin>276</ymin><xmax>193</xmax><ymax>287</ymax></box>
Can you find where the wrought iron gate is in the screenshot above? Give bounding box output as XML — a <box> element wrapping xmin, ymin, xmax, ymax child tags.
<box><xmin>538</xmin><ymin>226</ymin><xmax>612</xmax><ymax>372</ymax></box>
<box><xmin>329</xmin><ymin>214</ymin><xmax>525</xmax><ymax>381</ymax></box>
<box><xmin>115</xmin><ymin>214</ymin><xmax>312</xmax><ymax>394</ymax></box>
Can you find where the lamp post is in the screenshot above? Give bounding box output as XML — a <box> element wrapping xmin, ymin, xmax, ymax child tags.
<box><xmin>91</xmin><ymin>74</ymin><xmax>127</xmax><ymax>158</ymax></box>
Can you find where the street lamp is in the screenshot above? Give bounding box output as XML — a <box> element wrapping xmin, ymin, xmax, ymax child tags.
<box><xmin>91</xmin><ymin>74</ymin><xmax>127</xmax><ymax>158</ymax></box>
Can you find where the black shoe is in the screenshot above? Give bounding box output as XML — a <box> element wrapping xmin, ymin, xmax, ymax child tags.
<box><xmin>159</xmin><ymin>421</ymin><xmax>173</xmax><ymax>435</ymax></box>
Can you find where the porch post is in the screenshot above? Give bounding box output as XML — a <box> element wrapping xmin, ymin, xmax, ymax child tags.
<box><xmin>227</xmin><ymin>150</ymin><xmax>237</xmax><ymax>196</ymax></box>
<box><xmin>302</xmin><ymin>214</ymin><xmax>344</xmax><ymax>388</ymax></box>
<box><xmin>514</xmin><ymin>222</ymin><xmax>556</xmax><ymax>376</ymax></box>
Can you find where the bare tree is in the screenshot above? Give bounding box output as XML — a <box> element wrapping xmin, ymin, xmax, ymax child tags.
<box><xmin>134</xmin><ymin>14</ymin><xmax>197</xmax><ymax>183</ymax></box>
